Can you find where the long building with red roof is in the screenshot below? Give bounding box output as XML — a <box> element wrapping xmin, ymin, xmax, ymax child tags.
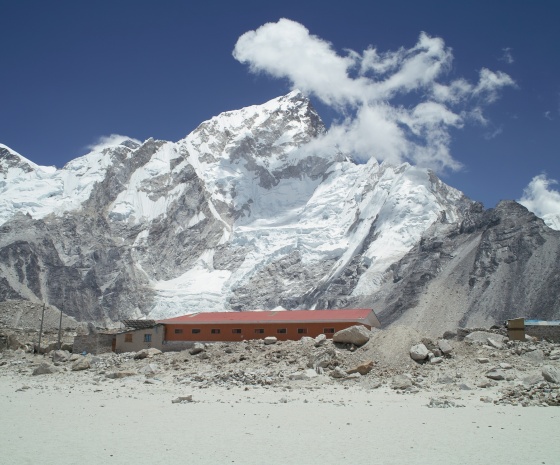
<box><xmin>158</xmin><ymin>308</ymin><xmax>380</xmax><ymax>343</ymax></box>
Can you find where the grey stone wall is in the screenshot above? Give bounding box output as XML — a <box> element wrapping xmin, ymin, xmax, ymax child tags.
<box><xmin>73</xmin><ymin>333</ymin><xmax>114</xmax><ymax>354</ymax></box>
<box><xmin>526</xmin><ymin>325</ymin><xmax>560</xmax><ymax>342</ymax></box>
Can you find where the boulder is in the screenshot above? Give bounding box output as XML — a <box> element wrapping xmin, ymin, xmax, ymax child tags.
<box><xmin>32</xmin><ymin>362</ymin><xmax>59</xmax><ymax>376</ymax></box>
<box><xmin>314</xmin><ymin>334</ymin><xmax>327</xmax><ymax>347</ymax></box>
<box><xmin>485</xmin><ymin>370</ymin><xmax>506</xmax><ymax>381</ymax></box>
<box><xmin>332</xmin><ymin>325</ymin><xmax>371</xmax><ymax>346</ymax></box>
<box><xmin>410</xmin><ymin>343</ymin><xmax>429</xmax><ymax>361</ymax></box>
<box><xmin>264</xmin><ymin>337</ymin><xmax>277</xmax><ymax>345</ymax></box>
<box><xmin>523</xmin><ymin>349</ymin><xmax>545</xmax><ymax>364</ymax></box>
<box><xmin>487</xmin><ymin>338</ymin><xmax>503</xmax><ymax>350</ymax></box>
<box><xmin>391</xmin><ymin>374</ymin><xmax>413</xmax><ymax>390</ymax></box>
<box><xmin>442</xmin><ymin>330</ymin><xmax>457</xmax><ymax>340</ymax></box>
<box><xmin>289</xmin><ymin>369</ymin><xmax>318</xmax><ymax>381</ymax></box>
<box><xmin>437</xmin><ymin>339</ymin><xmax>453</xmax><ymax>355</ymax></box>
<box><xmin>106</xmin><ymin>370</ymin><xmax>136</xmax><ymax>379</ymax></box>
<box><xmin>71</xmin><ymin>357</ymin><xmax>91</xmax><ymax>371</ymax></box>
<box><xmin>51</xmin><ymin>350</ymin><xmax>71</xmax><ymax>363</ymax></box>
<box><xmin>189</xmin><ymin>343</ymin><xmax>205</xmax><ymax>355</ymax></box>
<box><xmin>134</xmin><ymin>348</ymin><xmax>162</xmax><ymax>360</ymax></box>
<box><xmin>346</xmin><ymin>360</ymin><xmax>374</xmax><ymax>375</ymax></box>
<box><xmin>139</xmin><ymin>363</ymin><xmax>160</xmax><ymax>375</ymax></box>
<box><xmin>522</xmin><ymin>373</ymin><xmax>544</xmax><ymax>386</ymax></box>
<box><xmin>542</xmin><ymin>365</ymin><xmax>560</xmax><ymax>384</ymax></box>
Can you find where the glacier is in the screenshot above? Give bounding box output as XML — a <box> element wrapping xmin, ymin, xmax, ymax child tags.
<box><xmin>1</xmin><ymin>91</ymin><xmax>559</xmax><ymax>331</ymax></box>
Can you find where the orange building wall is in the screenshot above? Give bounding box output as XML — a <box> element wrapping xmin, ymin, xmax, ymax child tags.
<box><xmin>163</xmin><ymin>321</ymin><xmax>371</xmax><ymax>342</ymax></box>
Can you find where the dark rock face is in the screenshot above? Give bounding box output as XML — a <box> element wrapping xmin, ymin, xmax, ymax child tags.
<box><xmin>372</xmin><ymin>200</ymin><xmax>560</xmax><ymax>333</ymax></box>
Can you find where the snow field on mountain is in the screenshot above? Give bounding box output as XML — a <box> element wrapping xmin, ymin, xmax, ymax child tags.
<box><xmin>0</xmin><ymin>143</ymin><xmax>128</xmax><ymax>224</ymax></box>
<box><xmin>109</xmin><ymin>143</ymin><xmax>185</xmax><ymax>223</ymax></box>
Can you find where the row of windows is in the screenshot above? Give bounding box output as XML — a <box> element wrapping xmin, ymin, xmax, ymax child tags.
<box><xmin>173</xmin><ymin>327</ymin><xmax>335</xmax><ymax>335</ymax></box>
<box><xmin>124</xmin><ymin>333</ymin><xmax>152</xmax><ymax>343</ymax></box>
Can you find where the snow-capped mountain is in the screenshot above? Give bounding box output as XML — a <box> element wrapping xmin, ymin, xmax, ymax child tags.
<box><xmin>1</xmin><ymin>92</ymin><xmax>559</xmax><ymax>331</ymax></box>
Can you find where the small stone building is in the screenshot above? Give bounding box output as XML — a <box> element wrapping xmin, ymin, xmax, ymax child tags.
<box><xmin>114</xmin><ymin>323</ymin><xmax>164</xmax><ymax>353</ymax></box>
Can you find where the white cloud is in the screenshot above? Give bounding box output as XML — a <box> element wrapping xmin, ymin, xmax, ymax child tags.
<box><xmin>86</xmin><ymin>134</ymin><xmax>141</xmax><ymax>152</ymax></box>
<box><xmin>500</xmin><ymin>47</ymin><xmax>514</xmax><ymax>64</ymax></box>
<box><xmin>519</xmin><ymin>174</ymin><xmax>560</xmax><ymax>230</ymax></box>
<box><xmin>233</xmin><ymin>19</ymin><xmax>514</xmax><ymax>172</ymax></box>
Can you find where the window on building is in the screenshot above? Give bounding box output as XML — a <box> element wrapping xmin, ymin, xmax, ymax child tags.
<box><xmin>174</xmin><ymin>329</ymin><xmax>183</xmax><ymax>334</ymax></box>
<box><xmin>254</xmin><ymin>328</ymin><xmax>264</xmax><ymax>334</ymax></box>
<box><xmin>192</xmin><ymin>329</ymin><xmax>201</xmax><ymax>334</ymax></box>
<box><xmin>232</xmin><ymin>328</ymin><xmax>242</xmax><ymax>334</ymax></box>
<box><xmin>323</xmin><ymin>328</ymin><xmax>335</xmax><ymax>334</ymax></box>
<box><xmin>297</xmin><ymin>328</ymin><xmax>307</xmax><ymax>334</ymax></box>
<box><xmin>144</xmin><ymin>334</ymin><xmax>152</xmax><ymax>342</ymax></box>
<box><xmin>211</xmin><ymin>328</ymin><xmax>221</xmax><ymax>334</ymax></box>
<box><xmin>277</xmin><ymin>328</ymin><xmax>287</xmax><ymax>334</ymax></box>
<box><xmin>125</xmin><ymin>334</ymin><xmax>133</xmax><ymax>343</ymax></box>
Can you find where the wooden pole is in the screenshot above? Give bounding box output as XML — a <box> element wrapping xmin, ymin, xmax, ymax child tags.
<box><xmin>57</xmin><ymin>302</ymin><xmax>63</xmax><ymax>350</ymax></box>
<box><xmin>37</xmin><ymin>303</ymin><xmax>45</xmax><ymax>354</ymax></box>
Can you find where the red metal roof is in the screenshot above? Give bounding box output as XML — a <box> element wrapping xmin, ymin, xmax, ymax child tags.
<box><xmin>158</xmin><ymin>309</ymin><xmax>375</xmax><ymax>325</ymax></box>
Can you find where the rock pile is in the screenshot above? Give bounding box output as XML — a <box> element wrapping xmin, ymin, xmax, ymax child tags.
<box><xmin>1</xmin><ymin>323</ymin><xmax>559</xmax><ymax>407</ymax></box>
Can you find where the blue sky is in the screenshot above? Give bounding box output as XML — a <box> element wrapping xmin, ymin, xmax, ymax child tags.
<box><xmin>1</xmin><ymin>0</ymin><xmax>559</xmax><ymax>211</ymax></box>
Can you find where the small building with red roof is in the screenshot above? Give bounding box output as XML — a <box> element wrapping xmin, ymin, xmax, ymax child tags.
<box><xmin>157</xmin><ymin>308</ymin><xmax>380</xmax><ymax>343</ymax></box>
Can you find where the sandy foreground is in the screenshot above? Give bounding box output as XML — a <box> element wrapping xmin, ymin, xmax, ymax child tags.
<box><xmin>1</xmin><ymin>369</ymin><xmax>559</xmax><ymax>465</ymax></box>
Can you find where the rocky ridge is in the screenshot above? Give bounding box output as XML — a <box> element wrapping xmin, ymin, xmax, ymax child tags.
<box><xmin>1</xmin><ymin>92</ymin><xmax>559</xmax><ymax>330</ymax></box>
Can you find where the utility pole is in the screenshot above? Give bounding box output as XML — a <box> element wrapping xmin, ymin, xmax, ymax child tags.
<box><xmin>57</xmin><ymin>302</ymin><xmax>63</xmax><ymax>350</ymax></box>
<box><xmin>37</xmin><ymin>303</ymin><xmax>45</xmax><ymax>354</ymax></box>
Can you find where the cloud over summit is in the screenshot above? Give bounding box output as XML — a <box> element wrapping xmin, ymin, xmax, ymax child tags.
<box><xmin>234</xmin><ymin>19</ymin><xmax>514</xmax><ymax>172</ymax></box>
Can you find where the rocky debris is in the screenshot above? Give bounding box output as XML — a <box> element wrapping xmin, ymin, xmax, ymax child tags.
<box><xmin>134</xmin><ymin>348</ymin><xmax>162</xmax><ymax>360</ymax></box>
<box><xmin>410</xmin><ymin>343</ymin><xmax>429</xmax><ymax>361</ymax></box>
<box><xmin>1</xmin><ymin>323</ymin><xmax>558</xmax><ymax>407</ymax></box>
<box><xmin>477</xmin><ymin>358</ymin><xmax>490</xmax><ymax>363</ymax></box>
<box><xmin>189</xmin><ymin>343</ymin><xmax>205</xmax><ymax>355</ymax></box>
<box><xmin>465</xmin><ymin>331</ymin><xmax>506</xmax><ymax>347</ymax></box>
<box><xmin>497</xmin><ymin>383</ymin><xmax>560</xmax><ymax>407</ymax></box>
<box><xmin>71</xmin><ymin>357</ymin><xmax>91</xmax><ymax>371</ymax></box>
<box><xmin>264</xmin><ymin>337</ymin><xmax>277</xmax><ymax>345</ymax></box>
<box><xmin>391</xmin><ymin>374</ymin><xmax>413</xmax><ymax>390</ymax></box>
<box><xmin>542</xmin><ymin>365</ymin><xmax>560</xmax><ymax>384</ymax></box>
<box><xmin>346</xmin><ymin>361</ymin><xmax>374</xmax><ymax>375</ymax></box>
<box><xmin>32</xmin><ymin>362</ymin><xmax>59</xmax><ymax>375</ymax></box>
<box><xmin>333</xmin><ymin>325</ymin><xmax>371</xmax><ymax>347</ymax></box>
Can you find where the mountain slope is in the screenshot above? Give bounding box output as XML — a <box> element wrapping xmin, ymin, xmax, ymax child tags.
<box><xmin>0</xmin><ymin>92</ymin><xmax>558</xmax><ymax>330</ymax></box>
